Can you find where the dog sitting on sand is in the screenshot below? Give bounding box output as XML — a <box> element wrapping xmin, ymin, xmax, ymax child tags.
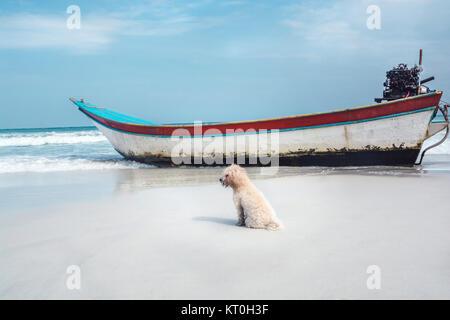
<box><xmin>220</xmin><ymin>164</ymin><xmax>283</xmax><ymax>231</ymax></box>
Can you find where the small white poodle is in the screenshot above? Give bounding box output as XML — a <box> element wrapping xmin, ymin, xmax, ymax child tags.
<box><xmin>220</xmin><ymin>164</ymin><xmax>283</xmax><ymax>231</ymax></box>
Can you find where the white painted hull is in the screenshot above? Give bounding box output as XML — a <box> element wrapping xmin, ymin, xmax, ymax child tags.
<box><xmin>92</xmin><ymin>108</ymin><xmax>435</xmax><ymax>166</ymax></box>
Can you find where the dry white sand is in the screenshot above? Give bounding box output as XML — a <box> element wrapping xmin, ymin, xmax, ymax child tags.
<box><xmin>1</xmin><ymin>170</ymin><xmax>450</xmax><ymax>299</ymax></box>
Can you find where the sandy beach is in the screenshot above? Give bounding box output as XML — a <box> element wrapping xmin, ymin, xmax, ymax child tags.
<box><xmin>1</xmin><ymin>164</ymin><xmax>450</xmax><ymax>299</ymax></box>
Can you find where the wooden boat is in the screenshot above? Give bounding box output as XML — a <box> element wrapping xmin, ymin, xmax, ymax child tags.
<box><xmin>70</xmin><ymin>91</ymin><xmax>448</xmax><ymax>167</ymax></box>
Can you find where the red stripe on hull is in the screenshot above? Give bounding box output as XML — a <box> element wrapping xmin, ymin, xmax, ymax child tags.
<box><xmin>80</xmin><ymin>92</ymin><xmax>441</xmax><ymax>136</ymax></box>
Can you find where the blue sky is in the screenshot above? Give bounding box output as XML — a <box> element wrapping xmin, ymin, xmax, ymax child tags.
<box><xmin>1</xmin><ymin>0</ymin><xmax>449</xmax><ymax>129</ymax></box>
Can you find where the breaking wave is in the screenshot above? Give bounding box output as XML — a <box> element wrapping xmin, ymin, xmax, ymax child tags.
<box><xmin>0</xmin><ymin>127</ymin><xmax>154</xmax><ymax>173</ymax></box>
<box><xmin>0</xmin><ymin>128</ymin><xmax>106</xmax><ymax>147</ymax></box>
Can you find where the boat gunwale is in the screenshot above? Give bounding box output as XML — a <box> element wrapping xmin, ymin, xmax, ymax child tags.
<box><xmin>70</xmin><ymin>91</ymin><xmax>442</xmax><ymax>128</ymax></box>
<box><xmin>81</xmin><ymin>105</ymin><xmax>436</xmax><ymax>138</ymax></box>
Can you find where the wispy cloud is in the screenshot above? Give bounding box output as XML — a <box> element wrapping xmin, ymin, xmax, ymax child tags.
<box><xmin>281</xmin><ymin>1</ymin><xmax>366</xmax><ymax>51</ymax></box>
<box><xmin>0</xmin><ymin>2</ymin><xmax>221</xmax><ymax>54</ymax></box>
<box><xmin>0</xmin><ymin>14</ymin><xmax>120</xmax><ymax>54</ymax></box>
<box><xmin>281</xmin><ymin>0</ymin><xmax>450</xmax><ymax>55</ymax></box>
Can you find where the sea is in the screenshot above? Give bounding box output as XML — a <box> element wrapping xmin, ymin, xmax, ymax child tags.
<box><xmin>0</xmin><ymin>126</ymin><xmax>153</xmax><ymax>174</ymax></box>
<box><xmin>0</xmin><ymin>125</ymin><xmax>450</xmax><ymax>174</ymax></box>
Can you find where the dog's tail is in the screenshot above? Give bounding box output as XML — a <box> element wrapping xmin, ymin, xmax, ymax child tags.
<box><xmin>266</xmin><ymin>219</ymin><xmax>284</xmax><ymax>231</ymax></box>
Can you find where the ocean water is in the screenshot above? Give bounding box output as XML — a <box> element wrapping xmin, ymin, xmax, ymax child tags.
<box><xmin>0</xmin><ymin>126</ymin><xmax>153</xmax><ymax>174</ymax></box>
<box><xmin>0</xmin><ymin>126</ymin><xmax>449</xmax><ymax>174</ymax></box>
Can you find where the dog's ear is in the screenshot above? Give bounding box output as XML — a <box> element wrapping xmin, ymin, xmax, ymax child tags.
<box><xmin>229</xmin><ymin>164</ymin><xmax>248</xmax><ymax>184</ymax></box>
<box><xmin>225</xmin><ymin>166</ymin><xmax>233</xmax><ymax>179</ymax></box>
<box><xmin>233</xmin><ymin>164</ymin><xmax>245</xmax><ymax>175</ymax></box>
<box><xmin>234</xmin><ymin>164</ymin><xmax>246</xmax><ymax>176</ymax></box>
<box><xmin>226</xmin><ymin>164</ymin><xmax>235</xmax><ymax>176</ymax></box>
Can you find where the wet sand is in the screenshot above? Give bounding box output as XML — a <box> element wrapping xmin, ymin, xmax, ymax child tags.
<box><xmin>1</xmin><ymin>164</ymin><xmax>450</xmax><ymax>299</ymax></box>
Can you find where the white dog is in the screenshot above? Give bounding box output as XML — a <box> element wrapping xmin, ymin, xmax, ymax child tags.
<box><xmin>220</xmin><ymin>164</ymin><xmax>283</xmax><ymax>231</ymax></box>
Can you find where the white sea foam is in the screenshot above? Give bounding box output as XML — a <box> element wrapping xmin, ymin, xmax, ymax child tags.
<box><xmin>0</xmin><ymin>130</ymin><xmax>107</xmax><ymax>147</ymax></box>
<box><xmin>0</xmin><ymin>156</ymin><xmax>152</xmax><ymax>173</ymax></box>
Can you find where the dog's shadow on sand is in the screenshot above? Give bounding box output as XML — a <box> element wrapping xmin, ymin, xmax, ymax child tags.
<box><xmin>192</xmin><ymin>216</ymin><xmax>237</xmax><ymax>227</ymax></box>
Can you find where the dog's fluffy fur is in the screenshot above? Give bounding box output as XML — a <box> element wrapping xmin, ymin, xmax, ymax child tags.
<box><xmin>220</xmin><ymin>164</ymin><xmax>283</xmax><ymax>231</ymax></box>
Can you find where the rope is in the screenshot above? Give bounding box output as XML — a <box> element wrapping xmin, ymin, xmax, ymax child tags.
<box><xmin>416</xmin><ymin>104</ymin><xmax>449</xmax><ymax>165</ymax></box>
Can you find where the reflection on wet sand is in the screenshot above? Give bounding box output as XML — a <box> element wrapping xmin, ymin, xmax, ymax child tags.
<box><xmin>112</xmin><ymin>165</ymin><xmax>432</xmax><ymax>193</ymax></box>
<box><xmin>113</xmin><ymin>167</ymin><xmax>305</xmax><ymax>193</ymax></box>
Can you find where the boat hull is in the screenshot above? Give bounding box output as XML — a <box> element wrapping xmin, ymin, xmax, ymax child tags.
<box><xmin>90</xmin><ymin>107</ymin><xmax>434</xmax><ymax>167</ymax></box>
<box><xmin>72</xmin><ymin>92</ymin><xmax>443</xmax><ymax>167</ymax></box>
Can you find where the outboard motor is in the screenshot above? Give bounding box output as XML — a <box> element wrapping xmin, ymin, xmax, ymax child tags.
<box><xmin>375</xmin><ymin>49</ymin><xmax>434</xmax><ymax>103</ymax></box>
